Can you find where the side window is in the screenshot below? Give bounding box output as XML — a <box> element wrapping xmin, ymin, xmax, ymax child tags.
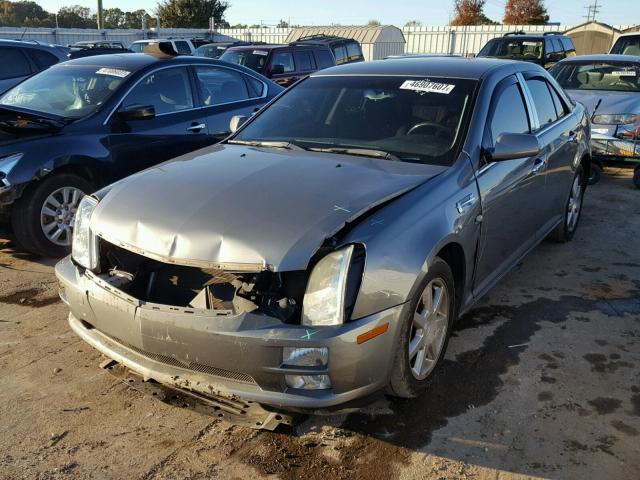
<box><xmin>28</xmin><ymin>49</ymin><xmax>59</xmax><ymax>70</ymax></box>
<box><xmin>561</xmin><ymin>37</ymin><xmax>576</xmax><ymax>57</ymax></box>
<box><xmin>294</xmin><ymin>51</ymin><xmax>315</xmax><ymax>71</ymax></box>
<box><xmin>245</xmin><ymin>75</ymin><xmax>266</xmax><ymax>97</ymax></box>
<box><xmin>315</xmin><ymin>49</ymin><xmax>334</xmax><ymax>69</ymax></box>
<box><xmin>547</xmin><ymin>83</ymin><xmax>567</xmax><ymax>119</ymax></box>
<box><xmin>544</xmin><ymin>38</ymin><xmax>557</xmax><ymax>55</ymax></box>
<box><xmin>333</xmin><ymin>45</ymin><xmax>347</xmax><ymax>64</ymax></box>
<box><xmin>489</xmin><ymin>82</ymin><xmax>530</xmax><ymax>146</ymax></box>
<box><xmin>551</xmin><ymin>38</ymin><xmax>564</xmax><ymax>58</ymax></box>
<box><xmin>123</xmin><ymin>67</ymin><xmax>194</xmax><ymax>115</ymax></box>
<box><xmin>174</xmin><ymin>41</ymin><xmax>191</xmax><ymax>55</ymax></box>
<box><xmin>194</xmin><ymin>66</ymin><xmax>250</xmax><ymax>105</ymax></box>
<box><xmin>0</xmin><ymin>48</ymin><xmax>32</xmax><ymax>79</ymax></box>
<box><xmin>526</xmin><ymin>78</ymin><xmax>558</xmax><ymax>129</ymax></box>
<box><xmin>270</xmin><ymin>52</ymin><xmax>295</xmax><ymax>73</ymax></box>
<box><xmin>346</xmin><ymin>42</ymin><xmax>361</xmax><ymax>59</ymax></box>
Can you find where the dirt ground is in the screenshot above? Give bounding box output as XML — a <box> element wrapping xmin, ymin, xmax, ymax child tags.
<box><xmin>0</xmin><ymin>167</ymin><xmax>638</xmax><ymax>480</ymax></box>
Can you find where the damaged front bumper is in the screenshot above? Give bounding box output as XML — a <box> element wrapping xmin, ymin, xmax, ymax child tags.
<box><xmin>55</xmin><ymin>256</ymin><xmax>403</xmax><ymax>411</ymax></box>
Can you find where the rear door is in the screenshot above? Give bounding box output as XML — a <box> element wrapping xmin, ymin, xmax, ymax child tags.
<box><xmin>473</xmin><ymin>75</ymin><xmax>547</xmax><ymax>297</ymax></box>
<box><xmin>0</xmin><ymin>47</ymin><xmax>35</xmax><ymax>93</ymax></box>
<box><xmin>192</xmin><ymin>65</ymin><xmax>269</xmax><ymax>141</ymax></box>
<box><xmin>106</xmin><ymin>65</ymin><xmax>210</xmax><ymax>178</ymax></box>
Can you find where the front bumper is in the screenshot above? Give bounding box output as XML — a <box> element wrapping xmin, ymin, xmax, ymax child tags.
<box><xmin>55</xmin><ymin>256</ymin><xmax>404</xmax><ymax>410</ymax></box>
<box><xmin>591</xmin><ymin>133</ymin><xmax>640</xmax><ymax>160</ymax></box>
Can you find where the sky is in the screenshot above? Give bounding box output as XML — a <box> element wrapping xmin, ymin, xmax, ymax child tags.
<box><xmin>32</xmin><ymin>0</ymin><xmax>640</xmax><ymax>27</ymax></box>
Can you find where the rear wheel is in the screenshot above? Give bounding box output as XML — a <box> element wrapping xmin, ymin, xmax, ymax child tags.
<box><xmin>386</xmin><ymin>257</ymin><xmax>456</xmax><ymax>398</ymax></box>
<box><xmin>633</xmin><ymin>166</ymin><xmax>640</xmax><ymax>189</ymax></box>
<box><xmin>588</xmin><ymin>163</ymin><xmax>602</xmax><ymax>185</ymax></box>
<box><xmin>550</xmin><ymin>165</ymin><xmax>585</xmax><ymax>243</ymax></box>
<box><xmin>11</xmin><ymin>173</ymin><xmax>93</xmax><ymax>257</ymax></box>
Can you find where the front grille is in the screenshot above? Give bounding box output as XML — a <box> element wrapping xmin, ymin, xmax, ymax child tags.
<box><xmin>102</xmin><ymin>331</ymin><xmax>257</xmax><ymax>385</ymax></box>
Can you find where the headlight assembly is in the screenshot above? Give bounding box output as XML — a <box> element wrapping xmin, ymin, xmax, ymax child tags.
<box><xmin>592</xmin><ymin>113</ymin><xmax>638</xmax><ymax>125</ymax></box>
<box><xmin>302</xmin><ymin>245</ymin><xmax>354</xmax><ymax>327</ymax></box>
<box><xmin>72</xmin><ymin>195</ymin><xmax>99</xmax><ymax>270</ymax></box>
<box><xmin>0</xmin><ymin>152</ymin><xmax>24</xmax><ymax>176</ymax></box>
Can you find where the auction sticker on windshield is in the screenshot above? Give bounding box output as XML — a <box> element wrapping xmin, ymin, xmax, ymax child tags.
<box><xmin>612</xmin><ymin>71</ymin><xmax>637</xmax><ymax>76</ymax></box>
<box><xmin>96</xmin><ymin>68</ymin><xmax>130</xmax><ymax>78</ymax></box>
<box><xmin>253</xmin><ymin>50</ymin><xmax>269</xmax><ymax>56</ymax></box>
<box><xmin>400</xmin><ymin>79</ymin><xmax>455</xmax><ymax>95</ymax></box>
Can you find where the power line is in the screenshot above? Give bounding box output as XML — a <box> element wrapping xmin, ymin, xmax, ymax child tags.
<box><xmin>583</xmin><ymin>0</ymin><xmax>601</xmax><ymax>22</ymax></box>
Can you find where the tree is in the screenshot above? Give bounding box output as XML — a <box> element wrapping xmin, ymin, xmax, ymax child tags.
<box><xmin>451</xmin><ymin>0</ymin><xmax>496</xmax><ymax>25</ymax></box>
<box><xmin>367</xmin><ymin>19</ymin><xmax>381</xmax><ymax>26</ymax></box>
<box><xmin>156</xmin><ymin>0</ymin><xmax>228</xmax><ymax>28</ymax></box>
<box><xmin>0</xmin><ymin>0</ymin><xmax>53</xmax><ymax>27</ymax></box>
<box><xmin>56</xmin><ymin>5</ymin><xmax>94</xmax><ymax>28</ymax></box>
<box><xmin>405</xmin><ymin>20</ymin><xmax>422</xmax><ymax>27</ymax></box>
<box><xmin>503</xmin><ymin>0</ymin><xmax>549</xmax><ymax>25</ymax></box>
<box><xmin>276</xmin><ymin>19</ymin><xmax>289</xmax><ymax>28</ymax></box>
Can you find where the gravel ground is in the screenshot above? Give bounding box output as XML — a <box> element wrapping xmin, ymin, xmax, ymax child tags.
<box><xmin>0</xmin><ymin>167</ymin><xmax>638</xmax><ymax>480</ymax></box>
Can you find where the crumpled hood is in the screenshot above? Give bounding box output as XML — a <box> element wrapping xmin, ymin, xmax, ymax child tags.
<box><xmin>92</xmin><ymin>144</ymin><xmax>444</xmax><ymax>271</ymax></box>
<box><xmin>566</xmin><ymin>90</ymin><xmax>640</xmax><ymax>117</ymax></box>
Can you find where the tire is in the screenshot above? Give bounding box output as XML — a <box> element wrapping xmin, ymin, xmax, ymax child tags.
<box><xmin>550</xmin><ymin>165</ymin><xmax>586</xmax><ymax>243</ymax></box>
<box><xmin>634</xmin><ymin>166</ymin><xmax>640</xmax><ymax>190</ymax></box>
<box><xmin>588</xmin><ymin>163</ymin><xmax>602</xmax><ymax>185</ymax></box>
<box><xmin>386</xmin><ymin>257</ymin><xmax>457</xmax><ymax>399</ymax></box>
<box><xmin>11</xmin><ymin>173</ymin><xmax>93</xmax><ymax>257</ymax></box>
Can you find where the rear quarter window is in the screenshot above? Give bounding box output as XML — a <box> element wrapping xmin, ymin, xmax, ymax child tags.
<box><xmin>0</xmin><ymin>47</ymin><xmax>32</xmax><ymax>79</ymax></box>
<box><xmin>315</xmin><ymin>49</ymin><xmax>335</xmax><ymax>69</ymax></box>
<box><xmin>28</xmin><ymin>49</ymin><xmax>59</xmax><ymax>70</ymax></box>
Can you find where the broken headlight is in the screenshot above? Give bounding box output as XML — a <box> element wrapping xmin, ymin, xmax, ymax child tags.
<box><xmin>72</xmin><ymin>195</ymin><xmax>99</xmax><ymax>270</ymax></box>
<box><xmin>592</xmin><ymin>113</ymin><xmax>638</xmax><ymax>125</ymax></box>
<box><xmin>302</xmin><ymin>245</ymin><xmax>354</xmax><ymax>326</ymax></box>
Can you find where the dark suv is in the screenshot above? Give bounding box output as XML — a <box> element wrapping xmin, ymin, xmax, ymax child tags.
<box><xmin>478</xmin><ymin>31</ymin><xmax>576</xmax><ymax>69</ymax></box>
<box><xmin>292</xmin><ymin>35</ymin><xmax>364</xmax><ymax>65</ymax></box>
<box><xmin>220</xmin><ymin>44</ymin><xmax>335</xmax><ymax>87</ymax></box>
<box><xmin>0</xmin><ymin>39</ymin><xmax>69</xmax><ymax>94</ymax></box>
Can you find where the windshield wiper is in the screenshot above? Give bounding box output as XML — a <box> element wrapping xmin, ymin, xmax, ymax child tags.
<box><xmin>305</xmin><ymin>147</ymin><xmax>401</xmax><ymax>161</ymax></box>
<box><xmin>227</xmin><ymin>139</ymin><xmax>305</xmax><ymax>150</ymax></box>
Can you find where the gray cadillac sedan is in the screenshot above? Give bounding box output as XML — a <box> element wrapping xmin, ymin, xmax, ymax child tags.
<box><xmin>56</xmin><ymin>57</ymin><xmax>591</xmax><ymax>426</ymax></box>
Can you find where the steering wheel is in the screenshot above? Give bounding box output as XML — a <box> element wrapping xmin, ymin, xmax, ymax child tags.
<box><xmin>406</xmin><ymin>121</ymin><xmax>453</xmax><ymax>139</ymax></box>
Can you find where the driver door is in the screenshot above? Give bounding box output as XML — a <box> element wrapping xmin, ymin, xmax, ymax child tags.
<box><xmin>106</xmin><ymin>66</ymin><xmax>211</xmax><ymax>179</ymax></box>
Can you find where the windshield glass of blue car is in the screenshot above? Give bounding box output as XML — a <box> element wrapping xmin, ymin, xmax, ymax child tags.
<box><xmin>0</xmin><ymin>65</ymin><xmax>127</xmax><ymax>119</ymax></box>
<box><xmin>551</xmin><ymin>62</ymin><xmax>640</xmax><ymax>92</ymax></box>
<box><xmin>231</xmin><ymin>76</ymin><xmax>476</xmax><ymax>165</ymax></box>
<box><xmin>219</xmin><ymin>50</ymin><xmax>268</xmax><ymax>72</ymax></box>
<box><xmin>479</xmin><ymin>39</ymin><xmax>543</xmax><ymax>60</ymax></box>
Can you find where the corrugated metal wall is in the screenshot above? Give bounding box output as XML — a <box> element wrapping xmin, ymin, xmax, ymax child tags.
<box><xmin>0</xmin><ymin>24</ymin><xmax>634</xmax><ymax>55</ymax></box>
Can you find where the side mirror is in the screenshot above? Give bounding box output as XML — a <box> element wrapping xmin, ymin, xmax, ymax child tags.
<box><xmin>117</xmin><ymin>104</ymin><xmax>155</xmax><ymax>121</ymax></box>
<box><xmin>229</xmin><ymin>115</ymin><xmax>248</xmax><ymax>133</ymax></box>
<box><xmin>490</xmin><ymin>133</ymin><xmax>540</xmax><ymax>161</ymax></box>
<box><xmin>269</xmin><ymin>64</ymin><xmax>285</xmax><ymax>75</ymax></box>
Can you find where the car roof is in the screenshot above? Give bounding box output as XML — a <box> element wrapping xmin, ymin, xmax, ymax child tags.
<box><xmin>616</xmin><ymin>32</ymin><xmax>640</xmax><ymax>38</ymax></box>
<box><xmin>489</xmin><ymin>34</ymin><xmax>567</xmax><ymax>40</ymax></box>
<box><xmin>0</xmin><ymin>38</ymin><xmax>64</xmax><ymax>50</ymax></box>
<box><xmin>227</xmin><ymin>44</ymin><xmax>323</xmax><ymax>52</ymax></box>
<box><xmin>557</xmin><ymin>54</ymin><xmax>640</xmax><ymax>64</ymax></box>
<box><xmin>313</xmin><ymin>56</ymin><xmax>520</xmax><ymax>80</ymax></box>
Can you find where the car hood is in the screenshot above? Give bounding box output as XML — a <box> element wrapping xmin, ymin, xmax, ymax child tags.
<box><xmin>565</xmin><ymin>89</ymin><xmax>640</xmax><ymax>117</ymax></box>
<box><xmin>92</xmin><ymin>144</ymin><xmax>445</xmax><ymax>272</ymax></box>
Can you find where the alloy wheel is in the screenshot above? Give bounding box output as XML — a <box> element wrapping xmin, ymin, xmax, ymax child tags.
<box><xmin>40</xmin><ymin>186</ymin><xmax>85</xmax><ymax>247</ymax></box>
<box><xmin>566</xmin><ymin>175</ymin><xmax>583</xmax><ymax>233</ymax></box>
<box><xmin>408</xmin><ymin>278</ymin><xmax>450</xmax><ymax>380</ymax></box>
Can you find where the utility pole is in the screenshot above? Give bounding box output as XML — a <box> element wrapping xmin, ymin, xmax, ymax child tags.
<box><xmin>584</xmin><ymin>0</ymin><xmax>601</xmax><ymax>22</ymax></box>
<box><xmin>96</xmin><ymin>0</ymin><xmax>103</xmax><ymax>29</ymax></box>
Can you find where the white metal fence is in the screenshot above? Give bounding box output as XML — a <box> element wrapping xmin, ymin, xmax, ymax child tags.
<box><xmin>0</xmin><ymin>24</ymin><xmax>634</xmax><ymax>54</ymax></box>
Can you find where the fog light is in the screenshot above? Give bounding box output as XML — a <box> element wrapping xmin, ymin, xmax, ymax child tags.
<box><xmin>283</xmin><ymin>347</ymin><xmax>330</xmax><ymax>390</ymax></box>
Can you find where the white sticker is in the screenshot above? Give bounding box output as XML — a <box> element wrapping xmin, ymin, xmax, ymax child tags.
<box><xmin>253</xmin><ymin>50</ymin><xmax>269</xmax><ymax>56</ymax></box>
<box><xmin>400</xmin><ymin>79</ymin><xmax>455</xmax><ymax>95</ymax></box>
<box><xmin>523</xmin><ymin>41</ymin><xmax>539</xmax><ymax>46</ymax></box>
<box><xmin>612</xmin><ymin>70</ymin><xmax>637</xmax><ymax>76</ymax></box>
<box><xmin>96</xmin><ymin>67</ymin><xmax>130</xmax><ymax>78</ymax></box>
<box><xmin>217</xmin><ymin>46</ymin><xmax>226</xmax><ymax>49</ymax></box>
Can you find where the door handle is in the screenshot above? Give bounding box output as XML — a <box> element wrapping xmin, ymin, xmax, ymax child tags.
<box><xmin>531</xmin><ymin>157</ymin><xmax>547</xmax><ymax>173</ymax></box>
<box><xmin>567</xmin><ymin>130</ymin><xmax>578</xmax><ymax>142</ymax></box>
<box><xmin>187</xmin><ymin>123</ymin><xmax>206</xmax><ymax>132</ymax></box>
<box><xmin>456</xmin><ymin>193</ymin><xmax>478</xmax><ymax>214</ymax></box>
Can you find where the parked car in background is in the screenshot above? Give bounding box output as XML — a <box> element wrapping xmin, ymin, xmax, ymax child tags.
<box><xmin>68</xmin><ymin>41</ymin><xmax>132</xmax><ymax>59</ymax></box>
<box><xmin>609</xmin><ymin>32</ymin><xmax>640</xmax><ymax>56</ymax></box>
<box><xmin>0</xmin><ymin>39</ymin><xmax>69</xmax><ymax>94</ymax></box>
<box><xmin>130</xmin><ymin>38</ymin><xmax>195</xmax><ymax>55</ymax></box>
<box><xmin>220</xmin><ymin>43</ymin><xmax>335</xmax><ymax>87</ymax></box>
<box><xmin>190</xmin><ymin>38</ymin><xmax>214</xmax><ymax>49</ymax></box>
<box><xmin>57</xmin><ymin>57</ymin><xmax>590</xmax><ymax>423</ymax></box>
<box><xmin>550</xmin><ymin>54</ymin><xmax>640</xmax><ymax>187</ymax></box>
<box><xmin>196</xmin><ymin>41</ymin><xmax>268</xmax><ymax>59</ymax></box>
<box><xmin>477</xmin><ymin>31</ymin><xmax>576</xmax><ymax>69</ymax></box>
<box><xmin>0</xmin><ymin>53</ymin><xmax>282</xmax><ymax>256</ymax></box>
<box><xmin>292</xmin><ymin>35</ymin><xmax>364</xmax><ymax>65</ymax></box>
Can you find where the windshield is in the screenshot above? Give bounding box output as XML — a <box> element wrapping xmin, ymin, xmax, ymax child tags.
<box><xmin>0</xmin><ymin>64</ymin><xmax>128</xmax><ymax>119</ymax></box>
<box><xmin>195</xmin><ymin>44</ymin><xmax>226</xmax><ymax>59</ymax></box>
<box><xmin>610</xmin><ymin>36</ymin><xmax>640</xmax><ymax>55</ymax></box>
<box><xmin>233</xmin><ymin>76</ymin><xmax>476</xmax><ymax>166</ymax></box>
<box><xmin>479</xmin><ymin>38</ymin><xmax>543</xmax><ymax>60</ymax></box>
<box><xmin>219</xmin><ymin>49</ymin><xmax>268</xmax><ymax>72</ymax></box>
<box><xmin>550</xmin><ymin>62</ymin><xmax>640</xmax><ymax>92</ymax></box>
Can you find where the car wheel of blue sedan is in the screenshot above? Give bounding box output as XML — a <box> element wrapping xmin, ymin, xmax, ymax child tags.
<box><xmin>386</xmin><ymin>257</ymin><xmax>456</xmax><ymax>398</ymax></box>
<box><xmin>11</xmin><ymin>173</ymin><xmax>94</xmax><ymax>258</ymax></box>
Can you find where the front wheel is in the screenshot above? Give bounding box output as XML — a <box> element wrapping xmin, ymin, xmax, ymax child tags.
<box><xmin>549</xmin><ymin>165</ymin><xmax>586</xmax><ymax>243</ymax></box>
<box><xmin>386</xmin><ymin>257</ymin><xmax>456</xmax><ymax>398</ymax></box>
<box><xmin>588</xmin><ymin>163</ymin><xmax>602</xmax><ymax>185</ymax></box>
<box><xmin>11</xmin><ymin>173</ymin><xmax>93</xmax><ymax>257</ymax></box>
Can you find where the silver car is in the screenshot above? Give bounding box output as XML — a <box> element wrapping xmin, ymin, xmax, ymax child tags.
<box><xmin>56</xmin><ymin>57</ymin><xmax>591</xmax><ymax>426</ymax></box>
<box><xmin>551</xmin><ymin>54</ymin><xmax>640</xmax><ymax>185</ymax></box>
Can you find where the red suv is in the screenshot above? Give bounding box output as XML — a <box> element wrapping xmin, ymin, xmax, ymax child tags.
<box><xmin>219</xmin><ymin>44</ymin><xmax>335</xmax><ymax>87</ymax></box>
